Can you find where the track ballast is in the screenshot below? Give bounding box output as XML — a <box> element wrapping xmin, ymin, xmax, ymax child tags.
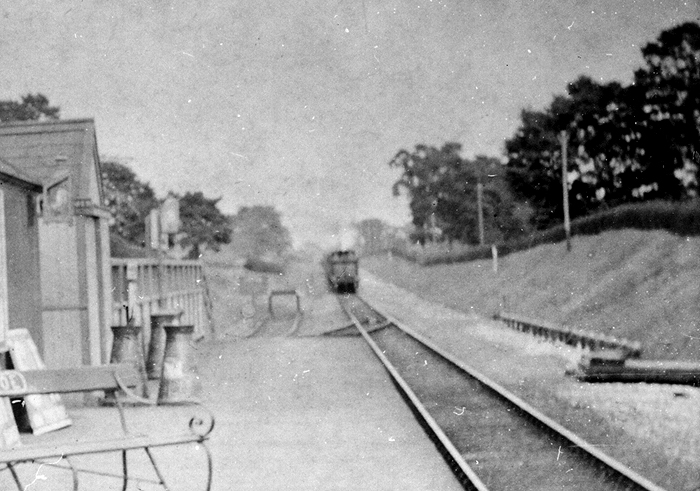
<box><xmin>338</xmin><ymin>294</ymin><xmax>666</xmax><ymax>491</ymax></box>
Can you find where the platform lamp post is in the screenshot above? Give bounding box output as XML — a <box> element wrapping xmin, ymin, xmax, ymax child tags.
<box><xmin>559</xmin><ymin>130</ymin><xmax>572</xmax><ymax>252</ymax></box>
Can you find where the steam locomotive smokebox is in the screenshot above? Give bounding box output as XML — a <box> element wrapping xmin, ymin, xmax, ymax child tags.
<box><xmin>324</xmin><ymin>250</ymin><xmax>359</xmax><ymax>294</ymax></box>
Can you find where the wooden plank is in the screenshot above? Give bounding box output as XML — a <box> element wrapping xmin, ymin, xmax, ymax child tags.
<box><xmin>0</xmin><ymin>192</ymin><xmax>21</xmax><ymax>449</ymax></box>
<box><xmin>0</xmin><ymin>188</ymin><xmax>8</xmax><ymax>349</ymax></box>
<box><xmin>577</xmin><ymin>352</ymin><xmax>700</xmax><ymax>384</ymax></box>
<box><xmin>0</xmin><ymin>364</ymin><xmax>139</xmax><ymax>398</ymax></box>
<box><xmin>84</xmin><ymin>217</ymin><xmax>102</xmax><ymax>366</ymax></box>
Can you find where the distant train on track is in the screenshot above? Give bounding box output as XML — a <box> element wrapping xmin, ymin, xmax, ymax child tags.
<box><xmin>324</xmin><ymin>250</ymin><xmax>359</xmax><ymax>293</ymax></box>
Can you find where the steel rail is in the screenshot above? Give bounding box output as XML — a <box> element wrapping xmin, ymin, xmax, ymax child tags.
<box><xmin>340</xmin><ymin>303</ymin><xmax>488</xmax><ymax>491</ymax></box>
<box><xmin>351</xmin><ymin>294</ymin><xmax>668</xmax><ymax>491</ymax></box>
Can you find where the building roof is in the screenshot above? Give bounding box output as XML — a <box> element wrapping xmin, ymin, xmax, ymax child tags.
<box><xmin>0</xmin><ymin>119</ymin><xmax>103</xmax><ymax>202</ymax></box>
<box><xmin>0</xmin><ymin>155</ymin><xmax>42</xmax><ymax>192</ymax></box>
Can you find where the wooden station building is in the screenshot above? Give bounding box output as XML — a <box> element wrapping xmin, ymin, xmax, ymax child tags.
<box><xmin>0</xmin><ymin>119</ymin><xmax>111</xmax><ymax>369</ymax></box>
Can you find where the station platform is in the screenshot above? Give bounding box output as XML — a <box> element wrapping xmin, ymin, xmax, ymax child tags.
<box><xmin>198</xmin><ymin>335</ymin><xmax>463</xmax><ymax>490</ymax></box>
<box><xmin>2</xmin><ymin>334</ymin><xmax>462</xmax><ymax>491</ymax></box>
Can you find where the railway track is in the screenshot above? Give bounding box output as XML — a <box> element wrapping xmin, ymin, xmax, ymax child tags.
<box><xmin>338</xmin><ymin>294</ymin><xmax>666</xmax><ymax>491</ymax></box>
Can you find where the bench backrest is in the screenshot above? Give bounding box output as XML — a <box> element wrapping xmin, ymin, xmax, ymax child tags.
<box><xmin>0</xmin><ymin>363</ymin><xmax>140</xmax><ymax>398</ymax></box>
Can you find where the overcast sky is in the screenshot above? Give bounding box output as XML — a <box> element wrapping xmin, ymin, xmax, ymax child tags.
<box><xmin>1</xmin><ymin>1</ymin><xmax>698</xmax><ymax>247</ymax></box>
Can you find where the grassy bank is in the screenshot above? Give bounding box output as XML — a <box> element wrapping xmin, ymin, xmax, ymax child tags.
<box><xmin>363</xmin><ymin>228</ymin><xmax>700</xmax><ymax>360</ymax></box>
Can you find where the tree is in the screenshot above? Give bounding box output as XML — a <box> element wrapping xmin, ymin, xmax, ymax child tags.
<box><xmin>505</xmin><ymin>22</ymin><xmax>700</xmax><ymax>229</ymax></box>
<box><xmin>230</xmin><ymin>205</ymin><xmax>291</xmax><ymax>258</ymax></box>
<box><xmin>633</xmin><ymin>21</ymin><xmax>700</xmax><ymax>198</ymax></box>
<box><xmin>178</xmin><ymin>192</ymin><xmax>232</xmax><ymax>259</ymax></box>
<box><xmin>506</xmin><ymin>76</ymin><xmax>649</xmax><ymax>228</ymax></box>
<box><xmin>504</xmin><ymin>108</ymin><xmax>561</xmax><ymax>228</ymax></box>
<box><xmin>101</xmin><ymin>160</ymin><xmax>158</xmax><ymax>246</ymax></box>
<box><xmin>0</xmin><ymin>93</ymin><xmax>60</xmax><ymax>122</ymax></box>
<box><xmin>389</xmin><ymin>143</ymin><xmax>524</xmax><ymax>244</ymax></box>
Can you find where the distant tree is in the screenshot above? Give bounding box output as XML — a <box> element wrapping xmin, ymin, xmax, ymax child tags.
<box><xmin>178</xmin><ymin>192</ymin><xmax>232</xmax><ymax>259</ymax></box>
<box><xmin>230</xmin><ymin>205</ymin><xmax>291</xmax><ymax>258</ymax></box>
<box><xmin>101</xmin><ymin>160</ymin><xmax>158</xmax><ymax>246</ymax></box>
<box><xmin>0</xmin><ymin>93</ymin><xmax>60</xmax><ymax>122</ymax></box>
<box><xmin>389</xmin><ymin>143</ymin><xmax>524</xmax><ymax>244</ymax></box>
<box><xmin>465</xmin><ymin>155</ymin><xmax>525</xmax><ymax>242</ymax></box>
<box><xmin>389</xmin><ymin>142</ymin><xmax>463</xmax><ymax>240</ymax></box>
<box><xmin>354</xmin><ymin>218</ymin><xmax>391</xmax><ymax>253</ymax></box>
<box><xmin>435</xmin><ymin>154</ymin><xmax>523</xmax><ymax>244</ymax></box>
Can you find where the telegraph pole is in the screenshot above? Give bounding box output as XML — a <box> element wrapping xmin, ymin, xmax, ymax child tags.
<box><xmin>476</xmin><ymin>181</ymin><xmax>485</xmax><ymax>246</ymax></box>
<box><xmin>559</xmin><ymin>131</ymin><xmax>571</xmax><ymax>252</ymax></box>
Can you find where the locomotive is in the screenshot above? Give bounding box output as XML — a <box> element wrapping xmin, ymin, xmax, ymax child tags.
<box><xmin>324</xmin><ymin>250</ymin><xmax>359</xmax><ymax>293</ymax></box>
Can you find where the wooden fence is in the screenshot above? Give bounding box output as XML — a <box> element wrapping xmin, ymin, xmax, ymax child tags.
<box><xmin>111</xmin><ymin>259</ymin><xmax>211</xmax><ymax>345</ymax></box>
<box><xmin>495</xmin><ymin>311</ymin><xmax>642</xmax><ymax>358</ymax></box>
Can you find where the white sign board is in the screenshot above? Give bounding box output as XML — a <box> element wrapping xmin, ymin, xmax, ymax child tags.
<box><xmin>160</xmin><ymin>196</ymin><xmax>180</xmax><ymax>234</ymax></box>
<box><xmin>7</xmin><ymin>329</ymin><xmax>72</xmax><ymax>435</ymax></box>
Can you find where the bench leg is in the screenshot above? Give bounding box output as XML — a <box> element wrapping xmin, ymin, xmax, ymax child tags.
<box><xmin>7</xmin><ymin>463</ymin><xmax>23</xmax><ymax>490</ymax></box>
<box><xmin>121</xmin><ymin>450</ymin><xmax>128</xmax><ymax>491</ymax></box>
<box><xmin>144</xmin><ymin>447</ymin><xmax>171</xmax><ymax>491</ymax></box>
<box><xmin>65</xmin><ymin>456</ymin><xmax>80</xmax><ymax>491</ymax></box>
<box><xmin>203</xmin><ymin>441</ymin><xmax>213</xmax><ymax>491</ymax></box>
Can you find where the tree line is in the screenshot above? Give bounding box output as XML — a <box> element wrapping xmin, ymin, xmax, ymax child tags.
<box><xmin>387</xmin><ymin>21</ymin><xmax>700</xmax><ymax>245</ymax></box>
<box><xmin>101</xmin><ymin>159</ymin><xmax>233</xmax><ymax>258</ymax></box>
<box><xmin>102</xmin><ymin>161</ymin><xmax>291</xmax><ymax>259</ymax></box>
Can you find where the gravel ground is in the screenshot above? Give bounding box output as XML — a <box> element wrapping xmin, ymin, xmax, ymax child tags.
<box><xmin>359</xmin><ymin>269</ymin><xmax>700</xmax><ymax>491</ymax></box>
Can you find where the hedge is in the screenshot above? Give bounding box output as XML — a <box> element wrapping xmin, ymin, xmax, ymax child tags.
<box><xmin>387</xmin><ymin>200</ymin><xmax>700</xmax><ymax>266</ymax></box>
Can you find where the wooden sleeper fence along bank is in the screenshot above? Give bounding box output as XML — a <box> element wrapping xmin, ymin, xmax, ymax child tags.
<box><xmin>495</xmin><ymin>311</ymin><xmax>643</xmax><ymax>358</ymax></box>
<box><xmin>496</xmin><ymin>312</ymin><xmax>700</xmax><ymax>385</ymax></box>
<box><xmin>111</xmin><ymin>259</ymin><xmax>211</xmax><ymax>353</ymax></box>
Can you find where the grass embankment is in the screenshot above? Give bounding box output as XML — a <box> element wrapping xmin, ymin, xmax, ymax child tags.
<box><xmin>363</xmin><ymin>228</ymin><xmax>700</xmax><ymax>360</ymax></box>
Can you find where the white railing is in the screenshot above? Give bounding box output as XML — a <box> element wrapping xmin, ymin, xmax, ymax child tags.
<box><xmin>111</xmin><ymin>259</ymin><xmax>210</xmax><ymax>342</ymax></box>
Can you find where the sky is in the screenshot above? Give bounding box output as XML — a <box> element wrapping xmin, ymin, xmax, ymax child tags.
<box><xmin>1</xmin><ymin>0</ymin><xmax>699</xmax><ymax>248</ymax></box>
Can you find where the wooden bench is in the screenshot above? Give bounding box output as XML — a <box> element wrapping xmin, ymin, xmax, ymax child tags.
<box><xmin>0</xmin><ymin>363</ymin><xmax>214</xmax><ymax>490</ymax></box>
